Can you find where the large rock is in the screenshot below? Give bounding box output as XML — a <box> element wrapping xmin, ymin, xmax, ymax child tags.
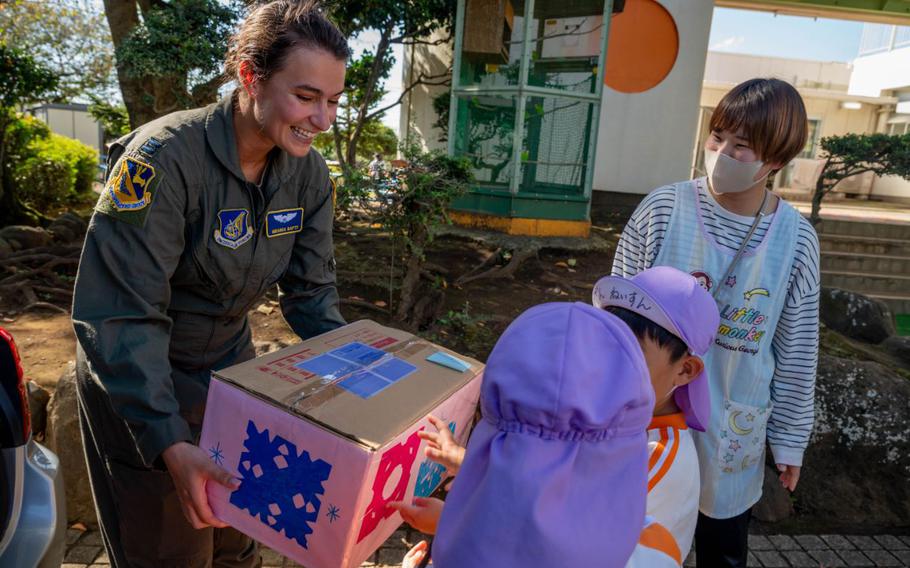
<box><xmin>794</xmin><ymin>354</ymin><xmax>910</xmax><ymax>528</ymax></box>
<box><xmin>46</xmin><ymin>362</ymin><xmax>97</xmax><ymax>527</ymax></box>
<box><xmin>753</xmin><ymin>464</ymin><xmax>794</xmax><ymax>522</ymax></box>
<box><xmin>820</xmin><ymin>287</ymin><xmax>894</xmax><ymax>344</ymax></box>
<box><xmin>882</xmin><ymin>336</ymin><xmax>910</xmax><ymax>368</ymax></box>
<box><xmin>27</xmin><ymin>380</ymin><xmax>50</xmax><ymax>438</ymax></box>
<box><xmin>0</xmin><ymin>225</ymin><xmax>52</xmax><ymax>251</ymax></box>
<box><xmin>48</xmin><ymin>212</ymin><xmax>88</xmax><ymax>244</ymax></box>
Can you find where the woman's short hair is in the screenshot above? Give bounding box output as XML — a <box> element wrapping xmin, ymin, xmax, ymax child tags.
<box><xmin>225</xmin><ymin>0</ymin><xmax>351</xmax><ymax>83</ymax></box>
<box><xmin>709</xmin><ymin>78</ymin><xmax>808</xmax><ymax>168</ymax></box>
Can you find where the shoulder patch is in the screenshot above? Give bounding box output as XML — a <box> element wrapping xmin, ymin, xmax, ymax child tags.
<box><xmin>266</xmin><ymin>208</ymin><xmax>304</xmax><ymax>238</ymax></box>
<box><xmin>95</xmin><ymin>156</ymin><xmax>160</xmax><ymax>226</ymax></box>
<box><xmin>214</xmin><ymin>209</ymin><xmax>253</xmax><ymax>249</ymax></box>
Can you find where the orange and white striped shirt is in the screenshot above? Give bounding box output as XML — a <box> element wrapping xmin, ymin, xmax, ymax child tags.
<box><xmin>626</xmin><ymin>516</ymin><xmax>683</xmax><ymax>567</ymax></box>
<box><xmin>646</xmin><ymin>412</ymin><xmax>699</xmax><ymax>558</ymax></box>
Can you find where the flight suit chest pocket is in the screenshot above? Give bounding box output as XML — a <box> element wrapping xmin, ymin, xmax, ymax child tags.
<box><xmin>188</xmin><ymin>206</ymin><xmax>256</xmax><ymax>301</ymax></box>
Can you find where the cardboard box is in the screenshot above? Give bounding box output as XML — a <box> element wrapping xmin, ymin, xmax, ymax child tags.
<box><xmin>200</xmin><ymin>320</ymin><xmax>483</xmax><ymax>568</ymax></box>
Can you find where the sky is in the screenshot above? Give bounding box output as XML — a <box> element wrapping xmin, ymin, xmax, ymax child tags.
<box><xmin>377</xmin><ymin>7</ymin><xmax>868</xmax><ymax>136</ymax></box>
<box><xmin>707</xmin><ymin>7</ymin><xmax>865</xmax><ymax>63</ymax></box>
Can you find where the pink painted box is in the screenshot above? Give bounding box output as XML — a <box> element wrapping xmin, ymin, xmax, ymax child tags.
<box><xmin>199</xmin><ymin>320</ymin><xmax>483</xmax><ymax>568</ymax></box>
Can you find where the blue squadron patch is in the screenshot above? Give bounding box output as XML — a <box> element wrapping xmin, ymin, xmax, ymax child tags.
<box><xmin>265</xmin><ymin>208</ymin><xmax>304</xmax><ymax>238</ymax></box>
<box><xmin>106</xmin><ymin>157</ymin><xmax>156</xmax><ymax>211</ymax></box>
<box><xmin>139</xmin><ymin>137</ymin><xmax>164</xmax><ymax>157</ymax></box>
<box><xmin>214</xmin><ymin>209</ymin><xmax>253</xmax><ymax>249</ymax></box>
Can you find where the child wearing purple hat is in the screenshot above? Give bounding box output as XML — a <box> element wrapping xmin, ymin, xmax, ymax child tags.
<box><xmin>392</xmin><ymin>301</ymin><xmax>679</xmax><ymax>567</ymax></box>
<box><xmin>593</xmin><ymin>266</ymin><xmax>721</xmax><ymax>557</ymax></box>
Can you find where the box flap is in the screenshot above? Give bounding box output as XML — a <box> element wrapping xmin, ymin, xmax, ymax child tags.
<box><xmin>213</xmin><ymin>320</ymin><xmax>483</xmax><ymax>449</ymax></box>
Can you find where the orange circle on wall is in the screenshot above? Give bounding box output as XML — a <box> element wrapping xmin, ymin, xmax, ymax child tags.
<box><xmin>603</xmin><ymin>0</ymin><xmax>679</xmax><ymax>94</ymax></box>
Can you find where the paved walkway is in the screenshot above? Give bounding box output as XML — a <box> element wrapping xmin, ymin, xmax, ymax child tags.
<box><xmin>791</xmin><ymin>200</ymin><xmax>910</xmax><ymax>226</ymax></box>
<box><xmin>62</xmin><ymin>527</ymin><xmax>910</xmax><ymax>567</ymax></box>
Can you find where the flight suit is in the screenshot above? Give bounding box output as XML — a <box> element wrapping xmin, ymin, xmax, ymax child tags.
<box><xmin>72</xmin><ymin>93</ymin><xmax>345</xmax><ymax>567</ymax></box>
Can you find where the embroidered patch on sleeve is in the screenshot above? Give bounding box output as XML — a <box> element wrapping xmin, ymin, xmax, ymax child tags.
<box><xmin>214</xmin><ymin>209</ymin><xmax>253</xmax><ymax>249</ymax></box>
<box><xmin>266</xmin><ymin>208</ymin><xmax>304</xmax><ymax>238</ymax></box>
<box><xmin>94</xmin><ymin>156</ymin><xmax>160</xmax><ymax>226</ymax></box>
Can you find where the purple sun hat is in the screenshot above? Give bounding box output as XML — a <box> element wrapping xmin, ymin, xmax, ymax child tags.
<box><xmin>592</xmin><ymin>266</ymin><xmax>721</xmax><ymax>431</ymax></box>
<box><xmin>432</xmin><ymin>302</ymin><xmax>654</xmax><ymax>568</ymax></box>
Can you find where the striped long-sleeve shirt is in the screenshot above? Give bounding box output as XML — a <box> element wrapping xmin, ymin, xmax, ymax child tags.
<box><xmin>611</xmin><ymin>183</ymin><xmax>819</xmax><ymax>467</ymax></box>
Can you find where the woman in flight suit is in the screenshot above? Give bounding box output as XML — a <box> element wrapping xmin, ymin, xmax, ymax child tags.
<box><xmin>72</xmin><ymin>1</ymin><xmax>349</xmax><ymax>566</ymax></box>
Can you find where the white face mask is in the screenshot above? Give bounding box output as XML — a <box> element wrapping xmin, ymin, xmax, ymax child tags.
<box><xmin>704</xmin><ymin>148</ymin><xmax>768</xmax><ymax>194</ymax></box>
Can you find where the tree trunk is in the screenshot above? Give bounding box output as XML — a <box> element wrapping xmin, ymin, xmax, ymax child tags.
<box><xmin>810</xmin><ymin>157</ymin><xmax>834</xmax><ymax>228</ymax></box>
<box><xmin>332</xmin><ymin>122</ymin><xmax>347</xmax><ymax>172</ymax></box>
<box><xmin>810</xmin><ymin>180</ymin><xmax>825</xmax><ymax>227</ymax></box>
<box><xmin>102</xmin><ymin>0</ymin><xmax>186</xmax><ymax>128</ymax></box>
<box><xmin>345</xmin><ymin>26</ymin><xmax>393</xmax><ymax>167</ymax></box>
<box><xmin>395</xmin><ymin>222</ymin><xmax>429</xmax><ymax>325</ymax></box>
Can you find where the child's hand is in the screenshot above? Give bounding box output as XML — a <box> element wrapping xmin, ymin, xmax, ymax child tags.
<box><xmin>418</xmin><ymin>415</ymin><xmax>465</xmax><ymax>476</ymax></box>
<box><xmin>402</xmin><ymin>540</ymin><xmax>429</xmax><ymax>568</ymax></box>
<box><xmin>776</xmin><ymin>463</ymin><xmax>801</xmax><ymax>491</ymax></box>
<box><xmin>388</xmin><ymin>497</ymin><xmax>444</xmax><ymax>535</ymax></box>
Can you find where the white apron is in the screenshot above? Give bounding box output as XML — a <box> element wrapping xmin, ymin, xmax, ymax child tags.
<box><xmin>653</xmin><ymin>178</ymin><xmax>800</xmax><ymax>518</ymax></box>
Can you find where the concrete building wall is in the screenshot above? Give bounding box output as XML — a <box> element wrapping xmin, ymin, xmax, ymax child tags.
<box><xmin>40</xmin><ymin>106</ymin><xmax>103</xmax><ymax>154</ymax></box>
<box><xmin>700</xmin><ymin>84</ymin><xmax>880</xmax><ymax>146</ymax></box>
<box><xmin>849</xmin><ymin>45</ymin><xmax>910</xmax><ymax>98</ymax></box>
<box><xmin>850</xmin><ymin>26</ymin><xmax>910</xmax><ymax>202</ymax></box>
<box><xmin>399</xmin><ymin>29</ymin><xmax>452</xmax><ymax>153</ymax></box>
<box><xmin>704</xmin><ymin>51</ymin><xmax>852</xmax><ymax>90</ymax></box>
<box><xmin>592</xmin><ymin>0</ymin><xmax>715</xmax><ymax>195</ymax></box>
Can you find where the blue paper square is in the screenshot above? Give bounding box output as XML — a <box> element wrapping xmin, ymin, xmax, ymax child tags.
<box><xmin>329</xmin><ymin>342</ymin><xmax>386</xmax><ymax>366</ymax></box>
<box><xmin>372</xmin><ymin>358</ymin><xmax>418</xmax><ymax>382</ymax></box>
<box><xmin>338</xmin><ymin>371</ymin><xmax>392</xmax><ymax>398</ymax></box>
<box><xmin>295</xmin><ymin>354</ymin><xmax>360</xmax><ymax>380</ymax></box>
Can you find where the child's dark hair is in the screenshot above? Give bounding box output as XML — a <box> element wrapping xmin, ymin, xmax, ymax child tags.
<box><xmin>606</xmin><ymin>307</ymin><xmax>688</xmax><ymax>362</ymax></box>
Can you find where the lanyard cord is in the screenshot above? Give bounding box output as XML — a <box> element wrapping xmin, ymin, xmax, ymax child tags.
<box><xmin>712</xmin><ymin>189</ymin><xmax>770</xmax><ymax>301</ymax></box>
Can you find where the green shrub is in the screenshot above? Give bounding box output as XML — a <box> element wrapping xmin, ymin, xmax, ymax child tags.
<box><xmin>4</xmin><ymin>112</ymin><xmax>51</xmax><ymax>165</ymax></box>
<box><xmin>13</xmin><ymin>130</ymin><xmax>98</xmax><ymax>208</ymax></box>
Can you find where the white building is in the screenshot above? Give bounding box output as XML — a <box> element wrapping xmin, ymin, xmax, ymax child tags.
<box><xmin>27</xmin><ymin>103</ymin><xmax>104</xmax><ymax>156</ymax></box>
<box><xmin>847</xmin><ymin>23</ymin><xmax>910</xmax><ymax>202</ymax></box>
<box><xmin>699</xmin><ymin>50</ymin><xmax>901</xmax><ymax>202</ymax></box>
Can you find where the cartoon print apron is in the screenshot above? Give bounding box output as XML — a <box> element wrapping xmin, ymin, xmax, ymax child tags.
<box><xmin>653</xmin><ymin>178</ymin><xmax>800</xmax><ymax>518</ymax></box>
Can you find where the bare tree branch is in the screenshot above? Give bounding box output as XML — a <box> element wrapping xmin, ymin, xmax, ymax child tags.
<box><xmin>364</xmin><ymin>71</ymin><xmax>452</xmax><ymax>123</ymax></box>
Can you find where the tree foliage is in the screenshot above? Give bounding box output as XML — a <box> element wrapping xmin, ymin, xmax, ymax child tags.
<box><xmin>812</xmin><ymin>133</ymin><xmax>910</xmax><ymax>226</ymax></box>
<box><xmin>88</xmin><ymin>98</ymin><xmax>131</xmax><ymax>142</ymax></box>
<box><xmin>0</xmin><ymin>0</ymin><xmax>117</xmax><ymax>103</ymax></box>
<box><xmin>344</xmin><ymin>144</ymin><xmax>471</xmax><ymax>328</ymax></box>
<box><xmin>316</xmin><ymin>120</ymin><xmax>398</xmax><ymax>163</ymax></box>
<box><xmin>102</xmin><ymin>0</ymin><xmax>241</xmax><ymax>128</ymax></box>
<box><xmin>0</xmin><ymin>42</ymin><xmax>59</xmax><ymax>226</ymax></box>
<box><xmin>321</xmin><ymin>0</ymin><xmax>455</xmax><ymax>170</ymax></box>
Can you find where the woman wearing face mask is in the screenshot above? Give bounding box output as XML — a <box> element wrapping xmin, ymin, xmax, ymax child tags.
<box><xmin>71</xmin><ymin>2</ymin><xmax>348</xmax><ymax>566</ymax></box>
<box><xmin>611</xmin><ymin>78</ymin><xmax>820</xmax><ymax>568</ymax></box>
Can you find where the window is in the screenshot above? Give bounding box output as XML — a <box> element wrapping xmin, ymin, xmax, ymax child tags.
<box><xmin>800</xmin><ymin>119</ymin><xmax>821</xmax><ymax>159</ymax></box>
<box><xmin>896</xmin><ymin>26</ymin><xmax>910</xmax><ymax>49</ymax></box>
<box><xmin>888</xmin><ymin>122</ymin><xmax>909</xmax><ymax>136</ymax></box>
<box><xmin>859</xmin><ymin>24</ymin><xmax>894</xmax><ymax>55</ymax></box>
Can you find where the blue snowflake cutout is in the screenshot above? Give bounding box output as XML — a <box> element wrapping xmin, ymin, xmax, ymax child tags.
<box><xmin>230</xmin><ymin>420</ymin><xmax>332</xmax><ymax>549</ymax></box>
<box><xmin>209</xmin><ymin>442</ymin><xmax>225</xmax><ymax>466</ymax></box>
<box><xmin>414</xmin><ymin>421</ymin><xmax>456</xmax><ymax>498</ymax></box>
<box><xmin>326</xmin><ymin>504</ymin><xmax>340</xmax><ymax>523</ymax></box>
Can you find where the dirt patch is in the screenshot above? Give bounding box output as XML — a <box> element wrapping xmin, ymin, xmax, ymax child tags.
<box><xmin>2</xmin><ymin>225</ymin><xmax>619</xmax><ymax>393</ymax></box>
<box><xmin>3</xmin><ymin>313</ymin><xmax>76</xmax><ymax>391</ymax></box>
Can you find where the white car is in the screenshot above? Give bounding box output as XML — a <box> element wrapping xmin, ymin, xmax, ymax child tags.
<box><xmin>0</xmin><ymin>327</ymin><xmax>65</xmax><ymax>567</ymax></box>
